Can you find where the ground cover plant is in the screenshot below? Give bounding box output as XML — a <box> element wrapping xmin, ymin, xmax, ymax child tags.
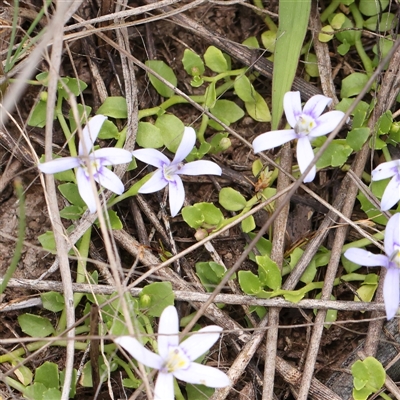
<box><xmin>0</xmin><ymin>1</ymin><xmax>400</xmax><ymax>399</ymax></box>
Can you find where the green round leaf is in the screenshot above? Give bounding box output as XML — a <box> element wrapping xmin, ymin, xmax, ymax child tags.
<box><xmin>182</xmin><ymin>205</ymin><xmax>205</xmax><ymax>229</ymax></box>
<box><xmin>136</xmin><ymin>122</ymin><xmax>163</xmax><ymax>148</ymax></box>
<box><xmin>359</xmin><ymin>0</ymin><xmax>389</xmax><ymax>16</ymax></box>
<box><xmin>261</xmin><ymin>30</ymin><xmax>276</xmax><ymax>52</ymax></box>
<box><xmin>210</xmin><ymin>100</ymin><xmax>244</xmax><ymax>125</ymax></box>
<box><xmin>219</xmin><ymin>187</ymin><xmax>246</xmax><ymax>211</ymax></box>
<box><xmin>241</xmin><ymin>215</ymin><xmax>256</xmax><ymax>233</ymax></box>
<box><xmin>204</xmin><ymin>46</ymin><xmax>228</xmax><ymax>73</ymax></box>
<box><xmin>245</xmin><ymin>91</ymin><xmax>271</xmax><ymax>122</ymax></box>
<box><xmin>155</xmin><ymin>114</ymin><xmax>185</xmax><ymax>153</ymax></box>
<box><xmin>341</xmin><ymin>73</ymin><xmax>369</xmax><ymax>98</ymax></box>
<box><xmin>238</xmin><ymin>270</ymin><xmax>262</xmax><ymax>295</ymax></box>
<box><xmin>58</xmin><ymin>183</ymin><xmax>86</xmax><ymax>207</ymax></box>
<box><xmin>18</xmin><ymin>314</ymin><xmax>55</xmax><ymax>337</ymax></box>
<box><xmin>182</xmin><ymin>49</ymin><xmax>205</xmax><ymax>76</ymax></box>
<box><xmin>139</xmin><ymin>282</ymin><xmax>174</xmax><ymax>317</ymax></box>
<box><xmin>234</xmin><ymin>75</ymin><xmax>256</xmax><ymax>103</ymax></box>
<box><xmin>41</xmin><ymin>292</ymin><xmax>65</xmax><ymax>313</ymax></box>
<box><xmin>97</xmin><ymin>97</ymin><xmax>128</xmax><ymax>119</ymax></box>
<box><xmin>97</xmin><ymin>119</ymin><xmax>120</xmax><ymax>140</ymax></box>
<box><xmin>145</xmin><ymin>60</ymin><xmax>177</xmax><ymax>98</ymax></box>
<box><xmin>364</xmin><ymin>12</ymin><xmax>396</xmax><ymax>32</ymax></box>
<box><xmin>256</xmin><ymin>255</ymin><xmax>282</xmax><ymax>290</ymax></box>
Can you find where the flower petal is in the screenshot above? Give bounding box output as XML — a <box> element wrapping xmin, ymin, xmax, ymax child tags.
<box><xmin>178</xmin><ymin>160</ymin><xmax>222</xmax><ymax>176</ymax></box>
<box><xmin>371</xmin><ymin>160</ymin><xmax>400</xmax><ymax>181</ymax></box>
<box><xmin>310</xmin><ymin>110</ymin><xmax>345</xmax><ymax>137</ymax></box>
<box><xmin>252</xmin><ymin>130</ymin><xmax>297</xmax><ymax>153</ymax></box>
<box><xmin>132</xmin><ymin>148</ymin><xmax>170</xmax><ymax>169</ymax></box>
<box><xmin>154</xmin><ymin>372</ymin><xmax>174</xmax><ymax>400</ymax></box>
<box><xmin>173</xmin><ymin>127</ymin><xmax>196</xmax><ymax>164</ymax></box>
<box><xmin>168</xmin><ymin>176</ymin><xmax>185</xmax><ymax>217</ymax></box>
<box><xmin>139</xmin><ymin>170</ymin><xmax>168</xmax><ymax>194</ymax></box>
<box><xmin>383</xmin><ymin>267</ymin><xmax>400</xmax><ymax>320</ymax></box>
<box><xmin>302</xmin><ymin>94</ymin><xmax>332</xmax><ymax>120</ymax></box>
<box><xmin>79</xmin><ymin>115</ymin><xmax>107</xmax><ymax>155</ymax></box>
<box><xmin>380</xmin><ymin>175</ymin><xmax>400</xmax><ymax>211</ymax></box>
<box><xmin>158</xmin><ymin>306</ymin><xmax>179</xmax><ymax>360</ymax></box>
<box><xmin>93</xmin><ymin>148</ymin><xmax>133</xmax><ymax>165</ymax></box>
<box><xmin>94</xmin><ymin>167</ymin><xmax>125</xmax><ymax>195</ymax></box>
<box><xmin>173</xmin><ymin>363</ymin><xmax>230</xmax><ymax>388</ymax></box>
<box><xmin>38</xmin><ymin>157</ymin><xmax>80</xmax><ymax>174</ymax></box>
<box><xmin>180</xmin><ymin>326</ymin><xmax>222</xmax><ymax>361</ymax></box>
<box><xmin>76</xmin><ymin>167</ymin><xmax>98</xmax><ymax>213</ymax></box>
<box><xmin>384</xmin><ymin>213</ymin><xmax>400</xmax><ymax>256</ymax></box>
<box><xmin>344</xmin><ymin>248</ymin><xmax>390</xmax><ymax>267</ymax></box>
<box><xmin>296</xmin><ymin>137</ymin><xmax>316</xmax><ymax>183</ymax></box>
<box><xmin>283</xmin><ymin>91</ymin><xmax>302</xmax><ymax>128</ymax></box>
<box><xmin>115</xmin><ymin>336</ymin><xmax>163</xmax><ymax>369</ymax></box>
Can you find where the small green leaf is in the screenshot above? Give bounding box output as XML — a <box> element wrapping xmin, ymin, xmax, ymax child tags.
<box><xmin>346</xmin><ymin>127</ymin><xmax>370</xmax><ymax>151</ymax></box>
<box><xmin>304</xmin><ymin>53</ymin><xmax>319</xmax><ymax>77</ymax></box>
<box><xmin>24</xmin><ymin>382</ymin><xmax>47</xmax><ymax>400</ymax></box>
<box><xmin>342</xmin><ymin>254</ymin><xmax>362</xmax><ymax>273</ymax></box>
<box><xmin>331</xmin><ymin>13</ymin><xmax>346</xmax><ymax>29</ymax></box>
<box><xmin>241</xmin><ymin>215</ymin><xmax>256</xmax><ymax>233</ymax></box>
<box><xmin>197</xmin><ymin>202</ymin><xmax>224</xmax><ymax>226</ymax></box>
<box><xmin>97</xmin><ymin>97</ymin><xmax>128</xmax><ymax>119</ymax></box>
<box><xmin>68</xmin><ymin>105</ymin><xmax>92</xmax><ymax>134</ymax></box>
<box><xmin>376</xmin><ymin>110</ymin><xmax>392</xmax><ymax>135</ymax></box>
<box><xmin>139</xmin><ymin>282</ymin><xmax>174</xmax><ymax>317</ymax></box>
<box><xmin>18</xmin><ymin>314</ymin><xmax>55</xmax><ymax>337</ymax></box>
<box><xmin>155</xmin><ymin>114</ymin><xmax>185</xmax><ymax>153</ymax></box>
<box><xmin>238</xmin><ymin>271</ymin><xmax>262</xmax><ymax>294</ymax></box>
<box><xmin>58</xmin><ymin>183</ymin><xmax>86</xmax><ymax>207</ymax></box>
<box><xmin>356</xmin><ymin>273</ymin><xmax>378</xmax><ymax>302</ymax></box>
<box><xmin>359</xmin><ymin>0</ymin><xmax>389</xmax><ymax>16</ymax></box>
<box><xmin>13</xmin><ymin>362</ymin><xmax>33</xmax><ymax>386</ymax></box>
<box><xmin>35</xmin><ymin>362</ymin><xmax>59</xmax><ymax>389</ymax></box>
<box><xmin>95</xmin><ymin>210</ymin><xmax>122</xmax><ymax>230</ymax></box>
<box><xmin>245</xmin><ymin>91</ymin><xmax>271</xmax><ymax>122</ymax></box>
<box><xmin>41</xmin><ymin>292</ymin><xmax>65</xmax><ymax>312</ymax></box>
<box><xmin>204</xmin><ymin>46</ymin><xmax>228</xmax><ymax>73</ymax></box>
<box><xmin>59</xmin><ymin>205</ymin><xmax>83</xmax><ymax>220</ymax></box>
<box><xmin>196</xmin><ymin>261</ymin><xmax>230</xmax><ymax>292</ymax></box>
<box><xmin>318</xmin><ymin>25</ymin><xmax>335</xmax><ymax>42</ymax></box>
<box><xmin>145</xmin><ymin>60</ymin><xmax>177</xmax><ymax>98</ymax></box>
<box><xmin>242</xmin><ymin>36</ymin><xmax>259</xmax><ymax>49</ymax></box>
<box><xmin>59</xmin><ymin>78</ymin><xmax>87</xmax><ymax>98</ymax></box>
<box><xmin>209</xmin><ymin>99</ymin><xmax>244</xmax><ymax>129</ymax></box>
<box><xmin>97</xmin><ymin>119</ymin><xmax>120</xmax><ymax>140</ymax></box>
<box><xmin>234</xmin><ymin>75</ymin><xmax>257</xmax><ymax>102</ymax></box>
<box><xmin>28</xmin><ymin>100</ymin><xmax>49</xmax><ymax>128</ymax></box>
<box><xmin>334</xmin><ymin>15</ymin><xmax>356</xmax><ymax>45</ymax></box>
<box><xmin>59</xmin><ymin>368</ymin><xmax>77</xmax><ymax>398</ymax></box>
<box><xmin>315</xmin><ymin>140</ymin><xmax>352</xmax><ymax>168</ymax></box>
<box><xmin>204</xmin><ymin>81</ymin><xmax>217</xmax><ymax>109</ymax></box>
<box><xmin>256</xmin><ymin>255</ymin><xmax>281</xmax><ymax>290</ymax></box>
<box><xmin>38</xmin><ymin>231</ymin><xmax>57</xmax><ymax>254</ymax></box>
<box><xmin>283</xmin><ymin>291</ymin><xmax>305</xmax><ymax>303</ymax></box>
<box><xmin>219</xmin><ymin>187</ymin><xmax>246</xmax><ymax>211</ymax></box>
<box><xmin>261</xmin><ymin>30</ymin><xmax>276</xmax><ymax>52</ymax></box>
<box><xmin>42</xmin><ymin>388</ymin><xmax>62</xmax><ymax>400</ymax></box>
<box><xmin>364</xmin><ymin>12</ymin><xmax>395</xmax><ymax>32</ymax></box>
<box><xmin>182</xmin><ymin>205</ymin><xmax>205</xmax><ymax>229</ymax></box>
<box><xmin>182</xmin><ymin>49</ymin><xmax>205</xmax><ymax>77</ymax></box>
<box><xmin>341</xmin><ymin>73</ymin><xmax>369</xmax><ymax>98</ymax></box>
<box><xmin>136</xmin><ymin>122</ymin><xmax>163</xmax><ymax>148</ymax></box>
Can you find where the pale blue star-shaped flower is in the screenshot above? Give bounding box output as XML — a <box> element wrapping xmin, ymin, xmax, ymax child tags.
<box><xmin>38</xmin><ymin>115</ymin><xmax>132</xmax><ymax>213</ymax></box>
<box><xmin>344</xmin><ymin>213</ymin><xmax>400</xmax><ymax>320</ymax></box>
<box><xmin>252</xmin><ymin>91</ymin><xmax>345</xmax><ymax>182</ymax></box>
<box><xmin>132</xmin><ymin>127</ymin><xmax>222</xmax><ymax>217</ymax></box>
<box><xmin>371</xmin><ymin>159</ymin><xmax>400</xmax><ymax>211</ymax></box>
<box><xmin>115</xmin><ymin>305</ymin><xmax>230</xmax><ymax>400</ymax></box>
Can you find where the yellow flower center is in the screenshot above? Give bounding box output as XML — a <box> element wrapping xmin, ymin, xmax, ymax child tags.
<box><xmin>294</xmin><ymin>115</ymin><xmax>316</xmax><ymax>135</ymax></box>
<box><xmin>390</xmin><ymin>249</ymin><xmax>400</xmax><ymax>268</ymax></box>
<box><xmin>164</xmin><ymin>347</ymin><xmax>190</xmax><ymax>373</ymax></box>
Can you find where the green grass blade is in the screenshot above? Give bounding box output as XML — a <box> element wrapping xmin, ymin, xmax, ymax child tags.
<box><xmin>272</xmin><ymin>0</ymin><xmax>311</xmax><ymax>129</ymax></box>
